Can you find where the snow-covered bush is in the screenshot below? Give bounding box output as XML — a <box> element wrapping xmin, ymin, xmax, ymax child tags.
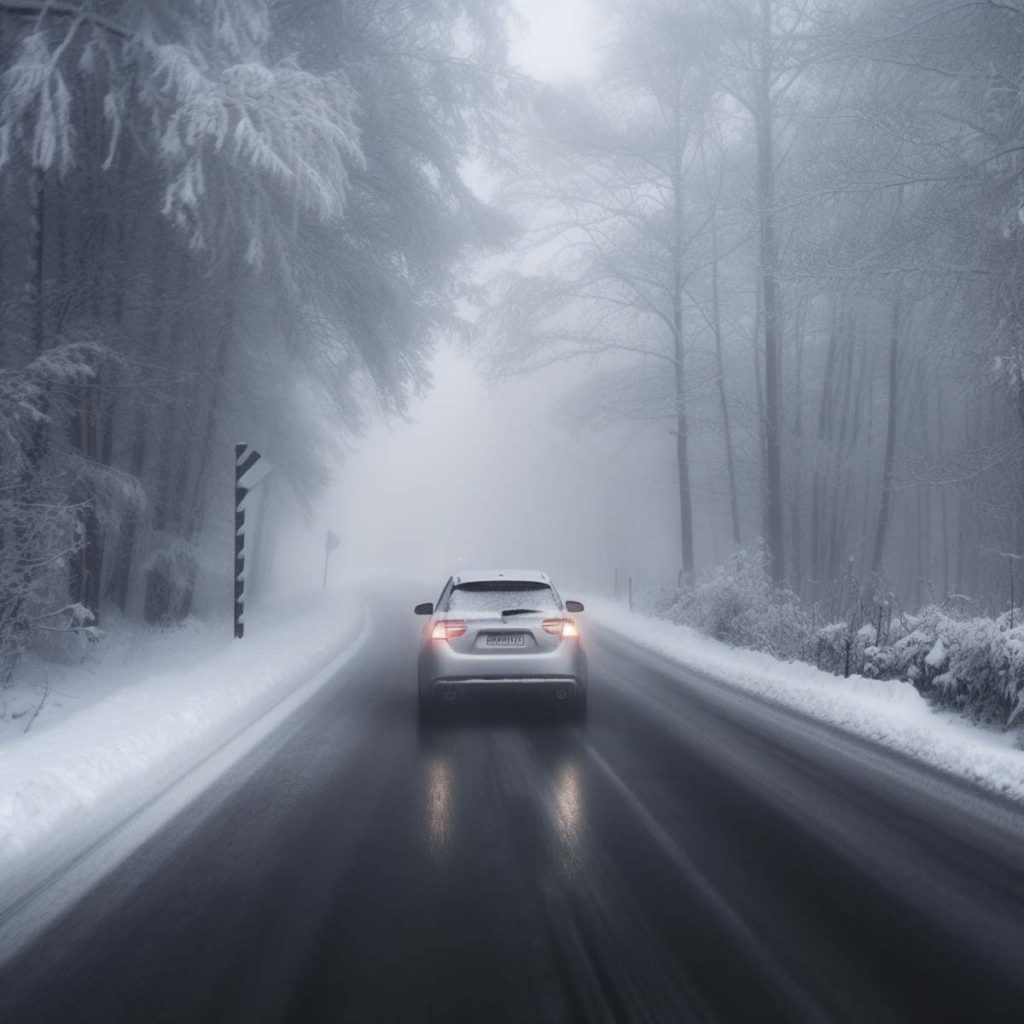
<box><xmin>0</xmin><ymin>476</ymin><xmax>84</xmax><ymax>681</ymax></box>
<box><xmin>641</xmin><ymin>547</ymin><xmax>816</xmax><ymax>662</ymax></box>
<box><xmin>28</xmin><ymin>603</ymin><xmax>104</xmax><ymax>666</ymax></box>
<box><xmin>142</xmin><ymin>531</ymin><xmax>198</xmax><ymax>624</ymax></box>
<box><xmin>861</xmin><ymin>608</ymin><xmax>1024</xmax><ymax>727</ymax></box>
<box><xmin>641</xmin><ymin>551</ymin><xmax>1024</xmax><ymax>730</ymax></box>
<box><xmin>814</xmin><ymin>621</ymin><xmax>876</xmax><ymax>677</ymax></box>
<box><xmin>0</xmin><ymin>346</ymin><xmax>111</xmax><ymax>680</ymax></box>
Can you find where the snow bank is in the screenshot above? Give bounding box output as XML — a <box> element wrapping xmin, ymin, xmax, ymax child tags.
<box><xmin>2</xmin><ymin>615</ymin><xmax>239</xmax><ymax>745</ymax></box>
<box><xmin>588</xmin><ymin>599</ymin><xmax>1024</xmax><ymax>803</ymax></box>
<box><xmin>0</xmin><ymin>596</ymin><xmax>366</xmax><ymax>889</ymax></box>
<box><xmin>641</xmin><ymin>550</ymin><xmax>1024</xmax><ymax>728</ymax></box>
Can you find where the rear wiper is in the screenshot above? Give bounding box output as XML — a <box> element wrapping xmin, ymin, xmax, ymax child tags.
<box><xmin>501</xmin><ymin>608</ymin><xmax>541</xmax><ymax>616</ymax></box>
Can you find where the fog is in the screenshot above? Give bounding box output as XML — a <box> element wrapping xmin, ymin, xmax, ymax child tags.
<box><xmin>324</xmin><ymin>0</ymin><xmax>739</xmax><ymax>597</ymax></box>
<box><xmin>327</xmin><ymin>347</ymin><xmax>680</xmax><ymax>592</ymax></box>
<box><xmin>3</xmin><ymin>0</ymin><xmax>1024</xmax><ymax>664</ymax></box>
<box><xmin>327</xmin><ymin>1</ymin><xmax>627</xmax><ymax>592</ymax></box>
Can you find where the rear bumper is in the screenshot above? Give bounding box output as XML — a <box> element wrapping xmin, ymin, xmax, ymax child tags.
<box><xmin>426</xmin><ymin>676</ymin><xmax>583</xmax><ymax>699</ymax></box>
<box><xmin>419</xmin><ymin>640</ymin><xmax>586</xmax><ymax>698</ymax></box>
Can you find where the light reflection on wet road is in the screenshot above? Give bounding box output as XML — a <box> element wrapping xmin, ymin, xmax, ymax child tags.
<box><xmin>425</xmin><ymin>752</ymin><xmax>454</xmax><ymax>860</ymax></box>
<box><xmin>2</xmin><ymin>590</ymin><xmax>1024</xmax><ymax>1022</ymax></box>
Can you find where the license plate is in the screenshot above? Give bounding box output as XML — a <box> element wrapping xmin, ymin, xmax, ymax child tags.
<box><xmin>486</xmin><ymin>633</ymin><xmax>527</xmax><ymax>648</ymax></box>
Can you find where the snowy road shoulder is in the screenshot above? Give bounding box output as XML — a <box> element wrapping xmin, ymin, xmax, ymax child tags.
<box><xmin>0</xmin><ymin>596</ymin><xmax>368</xmax><ymax>926</ymax></box>
<box><xmin>587</xmin><ymin>600</ymin><xmax>1024</xmax><ymax>805</ymax></box>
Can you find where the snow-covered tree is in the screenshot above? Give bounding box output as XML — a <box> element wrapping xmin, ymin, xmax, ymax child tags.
<box><xmin>0</xmin><ymin>0</ymin><xmax>513</xmax><ymax>671</ymax></box>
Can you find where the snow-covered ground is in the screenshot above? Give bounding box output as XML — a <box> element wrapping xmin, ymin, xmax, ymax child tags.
<box><xmin>0</xmin><ymin>595</ymin><xmax>367</xmax><ymax>908</ymax></box>
<box><xmin>588</xmin><ymin>599</ymin><xmax>1024</xmax><ymax>804</ymax></box>
<box><xmin>2</xmin><ymin>615</ymin><xmax>240</xmax><ymax>745</ymax></box>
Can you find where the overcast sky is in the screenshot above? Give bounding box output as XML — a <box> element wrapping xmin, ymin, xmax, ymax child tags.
<box><xmin>508</xmin><ymin>0</ymin><xmax>604</xmax><ymax>81</ymax></box>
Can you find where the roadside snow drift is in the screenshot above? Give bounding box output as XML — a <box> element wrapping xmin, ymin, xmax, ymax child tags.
<box><xmin>589</xmin><ymin>600</ymin><xmax>1024</xmax><ymax>804</ymax></box>
<box><xmin>0</xmin><ymin>597</ymin><xmax>366</xmax><ymax>892</ymax></box>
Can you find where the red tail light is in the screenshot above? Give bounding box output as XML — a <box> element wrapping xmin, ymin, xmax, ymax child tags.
<box><xmin>543</xmin><ymin>618</ymin><xmax>578</xmax><ymax>638</ymax></box>
<box><xmin>431</xmin><ymin>620</ymin><xmax>467</xmax><ymax>641</ymax></box>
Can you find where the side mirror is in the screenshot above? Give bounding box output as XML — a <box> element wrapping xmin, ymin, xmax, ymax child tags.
<box><xmin>565</xmin><ymin>600</ymin><xmax>584</xmax><ymax>613</ymax></box>
<box><xmin>414</xmin><ymin>602</ymin><xmax>434</xmax><ymax>616</ymax></box>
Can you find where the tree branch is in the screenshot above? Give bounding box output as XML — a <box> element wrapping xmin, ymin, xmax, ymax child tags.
<box><xmin>0</xmin><ymin>1</ymin><xmax>130</xmax><ymax>39</ymax></box>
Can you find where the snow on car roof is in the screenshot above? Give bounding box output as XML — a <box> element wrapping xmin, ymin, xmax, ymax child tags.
<box><xmin>453</xmin><ymin>569</ymin><xmax>551</xmax><ymax>586</ymax></box>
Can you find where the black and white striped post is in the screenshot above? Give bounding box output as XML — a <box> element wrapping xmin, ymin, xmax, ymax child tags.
<box><xmin>234</xmin><ymin>443</ymin><xmax>273</xmax><ymax>639</ymax></box>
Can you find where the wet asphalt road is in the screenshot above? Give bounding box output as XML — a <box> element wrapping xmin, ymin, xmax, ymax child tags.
<box><xmin>2</xmin><ymin>591</ymin><xmax>1024</xmax><ymax>1023</ymax></box>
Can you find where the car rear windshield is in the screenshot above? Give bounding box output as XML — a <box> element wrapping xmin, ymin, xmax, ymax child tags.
<box><xmin>447</xmin><ymin>581</ymin><xmax>560</xmax><ymax>615</ymax></box>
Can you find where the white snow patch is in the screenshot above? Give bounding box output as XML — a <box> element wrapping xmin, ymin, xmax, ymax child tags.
<box><xmin>0</xmin><ymin>596</ymin><xmax>365</xmax><ymax>891</ymax></box>
<box><xmin>1</xmin><ymin>614</ymin><xmax>230</xmax><ymax>745</ymax></box>
<box><xmin>925</xmin><ymin>637</ymin><xmax>947</xmax><ymax>669</ymax></box>
<box><xmin>588</xmin><ymin>599</ymin><xmax>1024</xmax><ymax>803</ymax></box>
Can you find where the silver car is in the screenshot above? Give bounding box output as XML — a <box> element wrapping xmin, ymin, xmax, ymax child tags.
<box><xmin>415</xmin><ymin>570</ymin><xmax>588</xmax><ymax>721</ymax></box>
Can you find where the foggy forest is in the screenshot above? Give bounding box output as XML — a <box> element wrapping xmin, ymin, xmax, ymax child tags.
<box><xmin>3</xmin><ymin>0</ymin><xmax>1024</xmax><ymax>724</ymax></box>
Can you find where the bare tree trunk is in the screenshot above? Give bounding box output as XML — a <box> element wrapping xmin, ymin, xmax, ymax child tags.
<box><xmin>827</xmin><ymin>313</ymin><xmax>856</xmax><ymax>583</ymax></box>
<box><xmin>751</xmin><ymin>284</ymin><xmax>766</xmax><ymax>519</ymax></box>
<box><xmin>853</xmin><ymin>310</ymin><xmax>881</xmax><ymax>580</ymax></box>
<box><xmin>65</xmin><ymin>166</ymin><xmax>107</xmax><ymax>621</ymax></box>
<box><xmin>0</xmin><ymin>12</ymin><xmax>5</xmax><ymax>362</ymax></box>
<box><xmin>836</xmin><ymin>330</ymin><xmax>868</xmax><ymax>596</ymax></box>
<box><xmin>757</xmin><ymin>0</ymin><xmax>785</xmax><ymax>583</ymax></box>
<box><xmin>915</xmin><ymin>354</ymin><xmax>930</xmax><ymax>606</ymax></box>
<box><xmin>6</xmin><ymin>167</ymin><xmax>51</xmax><ymax>642</ymax></box>
<box><xmin>871</xmin><ymin>217</ymin><xmax>906</xmax><ymax>578</ymax></box>
<box><xmin>143</xmin><ymin>253</ymin><xmax>193</xmax><ymax>623</ymax></box>
<box><xmin>811</xmin><ymin>295</ymin><xmax>841</xmax><ymax>598</ymax></box>
<box><xmin>20</xmin><ymin>166</ymin><xmax>49</xmax><ymax>473</ymax></box>
<box><xmin>27</xmin><ymin>167</ymin><xmax>46</xmax><ymax>359</ymax></box>
<box><xmin>179</xmin><ymin>263</ymin><xmax>242</xmax><ymax>617</ymax></box>
<box><xmin>675</xmin><ymin>356</ymin><xmax>694</xmax><ymax>575</ymax></box>
<box><xmin>671</xmin><ymin>94</ymin><xmax>694</xmax><ymax>575</ymax></box>
<box><xmin>954</xmin><ymin>398</ymin><xmax>977</xmax><ymax>594</ymax></box>
<box><xmin>105</xmin><ymin>227</ymin><xmax>169</xmax><ymax>612</ymax></box>
<box><xmin>934</xmin><ymin>368</ymin><xmax>951</xmax><ymax>598</ymax></box>
<box><xmin>106</xmin><ymin>404</ymin><xmax>147</xmax><ymax>612</ymax></box>
<box><xmin>710</xmin><ymin>218</ymin><xmax>740</xmax><ymax>548</ymax></box>
<box><xmin>914</xmin><ymin>474</ymin><xmax>925</xmax><ymax>607</ymax></box>
<box><xmin>789</xmin><ymin>301</ymin><xmax>805</xmax><ymax>591</ymax></box>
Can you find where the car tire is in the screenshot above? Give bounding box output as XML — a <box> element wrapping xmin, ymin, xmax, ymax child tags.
<box><xmin>418</xmin><ymin>694</ymin><xmax>437</xmax><ymax>724</ymax></box>
<box><xmin>567</xmin><ymin>691</ymin><xmax>587</xmax><ymax>723</ymax></box>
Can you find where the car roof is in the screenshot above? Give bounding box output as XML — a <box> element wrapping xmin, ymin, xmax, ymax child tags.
<box><xmin>452</xmin><ymin>569</ymin><xmax>551</xmax><ymax>586</ymax></box>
